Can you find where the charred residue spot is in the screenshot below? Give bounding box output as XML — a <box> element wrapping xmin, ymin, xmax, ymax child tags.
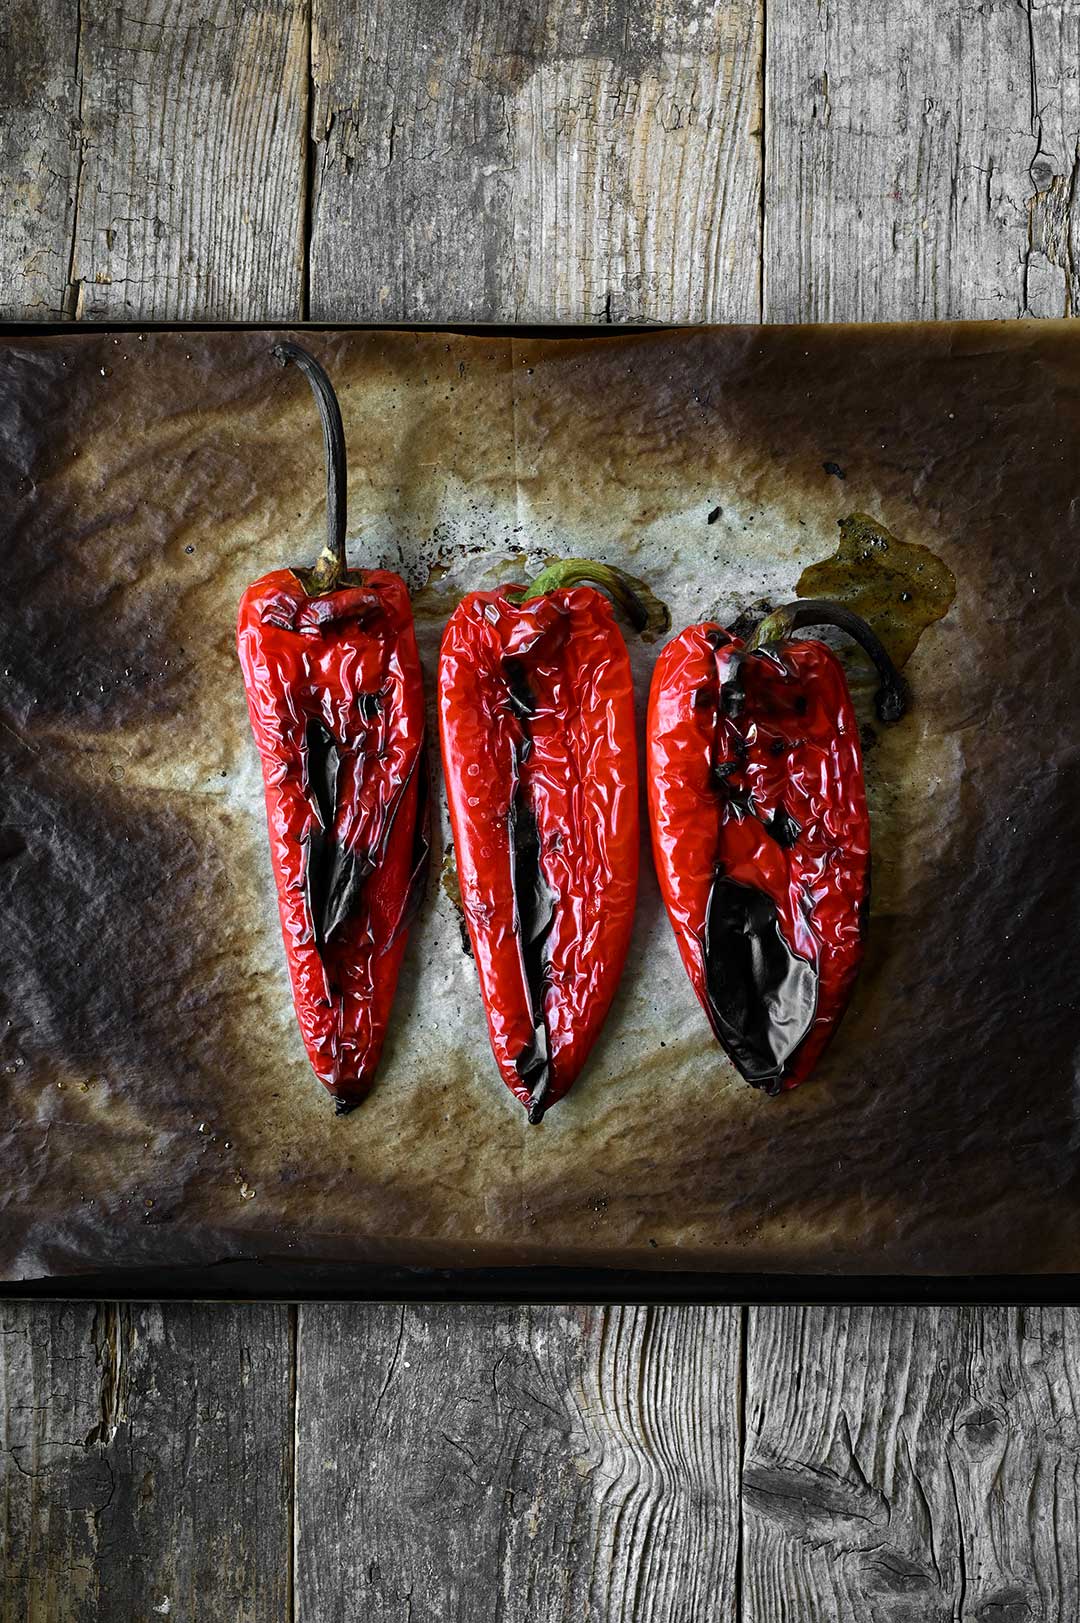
<box><xmin>707</xmin><ymin>505</ymin><xmax>722</xmax><ymax>524</ymax></box>
<box><xmin>798</xmin><ymin>512</ymin><xmax>956</xmax><ymax>668</ymax></box>
<box><xmin>729</xmin><ymin>601</ymin><xmax>771</xmax><ymax>642</ymax></box>
<box><xmin>823</xmin><ymin>461</ymin><xmax>846</xmax><ymax>479</ymax></box>
<box><xmin>440</xmin><ymin>842</ymin><xmax>473</xmax><ymax>957</ymax></box>
<box><xmin>701</xmin><ymin>876</ymin><xmax>817</xmax><ymax>1092</ymax></box>
<box><xmin>0</xmin><ymin>828</ymin><xmax>27</xmax><ymax>862</ymax></box>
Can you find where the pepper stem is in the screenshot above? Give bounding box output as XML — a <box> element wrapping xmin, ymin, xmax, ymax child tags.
<box><xmin>517</xmin><ymin>559</ymin><xmax>670</xmax><ymax>641</ymax></box>
<box><xmin>747</xmin><ymin>598</ymin><xmax>908</xmax><ymax>723</ymax></box>
<box><xmin>272</xmin><ymin>342</ymin><xmax>347</xmax><ymax>594</ymax></box>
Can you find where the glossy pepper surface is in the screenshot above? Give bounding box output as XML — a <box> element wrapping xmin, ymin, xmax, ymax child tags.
<box><xmin>439</xmin><ymin>561</ymin><xmax>666</xmax><ymax>1122</ymax></box>
<box><xmin>647</xmin><ymin>600</ymin><xmax>906</xmax><ymax>1094</ymax></box>
<box><xmin>237</xmin><ymin>344</ymin><xmax>427</xmax><ymax>1111</ymax></box>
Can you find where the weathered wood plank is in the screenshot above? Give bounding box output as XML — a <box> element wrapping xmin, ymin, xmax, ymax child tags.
<box><xmin>69</xmin><ymin>0</ymin><xmax>308</xmax><ymax>321</ymax></box>
<box><xmin>1</xmin><ymin>1301</ymin><xmax>103</xmax><ymax>1623</ymax></box>
<box><xmin>1</xmin><ymin>1301</ymin><xmax>293</xmax><ymax>1622</ymax></box>
<box><xmin>294</xmin><ymin>1304</ymin><xmax>741</xmax><ymax>1622</ymax></box>
<box><xmin>743</xmin><ymin>1306</ymin><xmax>1080</xmax><ymax>1622</ymax></box>
<box><xmin>308</xmin><ymin>0</ymin><xmax>763</xmax><ymax>323</ymax></box>
<box><xmin>765</xmin><ymin>0</ymin><xmax>1080</xmax><ymax>320</ymax></box>
<box><xmin>0</xmin><ymin>0</ymin><xmax>81</xmax><ymax>319</ymax></box>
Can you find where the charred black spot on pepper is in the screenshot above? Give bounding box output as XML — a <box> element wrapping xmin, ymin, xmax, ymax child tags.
<box><xmin>301</xmin><ymin>717</ymin><xmax>368</xmax><ymax>957</ymax></box>
<box><xmin>720</xmin><ymin>680</ymin><xmax>745</xmax><ymax>721</ymax></box>
<box><xmin>721</xmin><ymin>783</ymin><xmax>756</xmax><ymax>820</ymax></box>
<box><xmin>507</xmin><ymin>709</ymin><xmax>557</xmax><ymax>1122</ymax></box>
<box><xmin>501</xmin><ymin>656</ymin><xmax>535</xmax><ymax>720</ymax></box>
<box><xmin>764</xmin><ymin>805</ymin><xmax>802</xmax><ymax>849</ymax></box>
<box><xmin>705</xmin><ymin>627</ymin><xmax>733</xmax><ymax>650</ymax></box>
<box><xmin>700</xmin><ymin>876</ymin><xmax>817</xmax><ymax>1089</ymax></box>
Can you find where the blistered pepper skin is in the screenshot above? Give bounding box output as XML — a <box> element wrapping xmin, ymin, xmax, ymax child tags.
<box><xmin>439</xmin><ymin>585</ymin><xmax>639</xmax><ymax>1120</ymax></box>
<box><xmin>238</xmin><ymin>567</ymin><xmax>426</xmax><ymax>1109</ymax></box>
<box><xmin>647</xmin><ymin>623</ymin><xmax>870</xmax><ymax>1092</ymax></box>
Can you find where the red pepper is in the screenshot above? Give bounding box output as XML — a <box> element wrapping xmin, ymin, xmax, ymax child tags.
<box><xmin>237</xmin><ymin>344</ymin><xmax>428</xmax><ymax>1111</ymax></box>
<box><xmin>647</xmin><ymin>600</ymin><xmax>906</xmax><ymax>1093</ymax></box>
<box><xmin>439</xmin><ymin>561</ymin><xmax>667</xmax><ymax>1122</ymax></box>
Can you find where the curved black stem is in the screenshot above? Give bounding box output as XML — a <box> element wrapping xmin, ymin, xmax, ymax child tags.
<box><xmin>516</xmin><ymin>558</ymin><xmax>670</xmax><ymax>642</ymax></box>
<box><xmin>272</xmin><ymin>342</ymin><xmax>347</xmax><ymax>594</ymax></box>
<box><xmin>747</xmin><ymin>598</ymin><xmax>908</xmax><ymax>723</ymax></box>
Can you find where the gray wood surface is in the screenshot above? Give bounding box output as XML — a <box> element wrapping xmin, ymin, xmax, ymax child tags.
<box><xmin>765</xmin><ymin>0</ymin><xmax>1080</xmax><ymax>321</ymax></box>
<box><xmin>0</xmin><ymin>0</ymin><xmax>80</xmax><ymax>319</ymax></box>
<box><xmin>296</xmin><ymin>1305</ymin><xmax>740</xmax><ymax>1622</ymax></box>
<box><xmin>744</xmin><ymin>1307</ymin><xmax>1080</xmax><ymax>1622</ymax></box>
<box><xmin>4</xmin><ymin>0</ymin><xmax>1080</xmax><ymax>1617</ymax></box>
<box><xmin>307</xmin><ymin>0</ymin><xmax>763</xmax><ymax>323</ymax></box>
<box><xmin>1</xmin><ymin>1302</ymin><xmax>293</xmax><ymax>1622</ymax></box>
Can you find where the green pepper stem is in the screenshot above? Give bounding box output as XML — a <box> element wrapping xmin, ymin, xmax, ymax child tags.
<box><xmin>747</xmin><ymin>598</ymin><xmax>908</xmax><ymax>723</ymax></box>
<box><xmin>517</xmin><ymin>558</ymin><xmax>670</xmax><ymax>642</ymax></box>
<box><xmin>272</xmin><ymin>342</ymin><xmax>347</xmax><ymax>594</ymax></box>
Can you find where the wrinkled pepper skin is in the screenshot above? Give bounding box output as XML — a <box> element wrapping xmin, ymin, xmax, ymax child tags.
<box><xmin>648</xmin><ymin>622</ymin><xmax>874</xmax><ymax>1093</ymax></box>
<box><xmin>439</xmin><ymin>585</ymin><xmax>639</xmax><ymax>1121</ymax></box>
<box><xmin>238</xmin><ymin>568</ymin><xmax>426</xmax><ymax>1111</ymax></box>
<box><xmin>238</xmin><ymin>342</ymin><xmax>429</xmax><ymax>1110</ymax></box>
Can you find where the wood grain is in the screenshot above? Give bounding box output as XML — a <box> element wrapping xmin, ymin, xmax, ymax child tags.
<box><xmin>68</xmin><ymin>0</ymin><xmax>308</xmax><ymax>321</ymax></box>
<box><xmin>743</xmin><ymin>1306</ymin><xmax>1080</xmax><ymax>1622</ymax></box>
<box><xmin>0</xmin><ymin>1301</ymin><xmax>293</xmax><ymax>1622</ymax></box>
<box><xmin>308</xmin><ymin>0</ymin><xmax>763</xmax><ymax>323</ymax></box>
<box><xmin>294</xmin><ymin>1304</ymin><xmax>741</xmax><ymax>1622</ymax></box>
<box><xmin>765</xmin><ymin>0</ymin><xmax>1080</xmax><ymax>320</ymax></box>
<box><xmin>0</xmin><ymin>0</ymin><xmax>81</xmax><ymax>319</ymax></box>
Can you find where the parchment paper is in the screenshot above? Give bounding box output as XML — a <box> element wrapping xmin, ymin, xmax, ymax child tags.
<box><xmin>1</xmin><ymin>322</ymin><xmax>1077</xmax><ymax>1284</ymax></box>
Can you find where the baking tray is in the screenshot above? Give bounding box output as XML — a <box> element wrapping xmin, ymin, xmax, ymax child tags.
<box><xmin>2</xmin><ymin>320</ymin><xmax>1077</xmax><ymax>1301</ymax></box>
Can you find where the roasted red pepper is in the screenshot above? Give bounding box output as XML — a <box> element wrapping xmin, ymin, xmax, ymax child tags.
<box><xmin>237</xmin><ymin>344</ymin><xmax>427</xmax><ymax>1111</ymax></box>
<box><xmin>647</xmin><ymin>600</ymin><xmax>906</xmax><ymax>1093</ymax></box>
<box><xmin>439</xmin><ymin>561</ymin><xmax>667</xmax><ymax>1122</ymax></box>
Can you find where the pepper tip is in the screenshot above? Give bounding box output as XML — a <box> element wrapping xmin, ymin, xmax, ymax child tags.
<box><xmin>333</xmin><ymin>1093</ymin><xmax>362</xmax><ymax>1117</ymax></box>
<box><xmin>527</xmin><ymin>1098</ymin><xmax>547</xmax><ymax>1125</ymax></box>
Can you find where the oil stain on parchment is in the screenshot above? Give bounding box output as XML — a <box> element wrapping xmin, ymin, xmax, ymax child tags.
<box><xmin>798</xmin><ymin>512</ymin><xmax>956</xmax><ymax>668</ymax></box>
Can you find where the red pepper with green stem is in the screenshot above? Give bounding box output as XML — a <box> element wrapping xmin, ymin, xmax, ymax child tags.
<box><xmin>237</xmin><ymin>343</ymin><xmax>428</xmax><ymax>1111</ymax></box>
<box><xmin>439</xmin><ymin>560</ymin><xmax>668</xmax><ymax>1122</ymax></box>
<box><xmin>647</xmin><ymin>599</ymin><xmax>906</xmax><ymax>1093</ymax></box>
